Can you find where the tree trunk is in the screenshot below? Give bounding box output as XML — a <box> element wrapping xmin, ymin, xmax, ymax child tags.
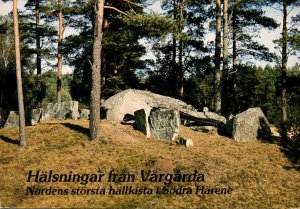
<box><xmin>222</xmin><ymin>0</ymin><xmax>229</xmax><ymax>116</ymax></box>
<box><xmin>0</xmin><ymin>34</ymin><xmax>9</xmax><ymax>110</ymax></box>
<box><xmin>214</xmin><ymin>0</ymin><xmax>222</xmax><ymax>114</ymax></box>
<box><xmin>178</xmin><ymin>0</ymin><xmax>184</xmax><ymax>98</ymax></box>
<box><xmin>232</xmin><ymin>0</ymin><xmax>238</xmax><ymax>114</ymax></box>
<box><xmin>90</xmin><ymin>0</ymin><xmax>104</xmax><ymax>140</ymax></box>
<box><xmin>57</xmin><ymin>0</ymin><xmax>63</xmax><ymax>104</ymax></box>
<box><xmin>36</xmin><ymin>0</ymin><xmax>41</xmax><ymax>75</ymax></box>
<box><xmin>13</xmin><ymin>0</ymin><xmax>26</xmax><ymax>147</ymax></box>
<box><xmin>281</xmin><ymin>0</ymin><xmax>288</xmax><ymax>140</ymax></box>
<box><xmin>36</xmin><ymin>0</ymin><xmax>42</xmax><ymax>107</ymax></box>
<box><xmin>171</xmin><ymin>0</ymin><xmax>177</xmax><ymax>97</ymax></box>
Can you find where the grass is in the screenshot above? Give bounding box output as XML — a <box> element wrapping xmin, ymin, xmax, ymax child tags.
<box><xmin>0</xmin><ymin>119</ymin><xmax>299</xmax><ymax>208</ymax></box>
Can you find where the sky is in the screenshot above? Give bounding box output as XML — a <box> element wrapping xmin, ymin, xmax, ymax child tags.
<box><xmin>0</xmin><ymin>0</ymin><xmax>299</xmax><ymax>74</ymax></box>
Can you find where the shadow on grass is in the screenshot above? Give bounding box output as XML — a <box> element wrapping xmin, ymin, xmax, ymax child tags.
<box><xmin>257</xmin><ymin>117</ymin><xmax>300</xmax><ymax>172</ymax></box>
<box><xmin>62</xmin><ymin>123</ymin><xmax>90</xmax><ymax>136</ymax></box>
<box><xmin>270</xmin><ymin>136</ymin><xmax>300</xmax><ymax>172</ymax></box>
<box><xmin>0</xmin><ymin>135</ymin><xmax>19</xmax><ymax>145</ymax></box>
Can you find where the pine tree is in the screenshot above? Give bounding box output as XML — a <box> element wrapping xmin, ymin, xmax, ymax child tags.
<box><xmin>64</xmin><ymin>0</ymin><xmax>148</xmax><ymax>103</ymax></box>
<box><xmin>281</xmin><ymin>0</ymin><xmax>288</xmax><ymax>140</ymax></box>
<box><xmin>146</xmin><ymin>0</ymin><xmax>209</xmax><ymax>99</ymax></box>
<box><xmin>214</xmin><ymin>0</ymin><xmax>222</xmax><ymax>114</ymax></box>
<box><xmin>90</xmin><ymin>0</ymin><xmax>104</xmax><ymax>140</ymax></box>
<box><xmin>57</xmin><ymin>0</ymin><xmax>63</xmax><ymax>104</ymax></box>
<box><xmin>13</xmin><ymin>0</ymin><xmax>26</xmax><ymax>146</ymax></box>
<box><xmin>267</xmin><ymin>0</ymin><xmax>300</xmax><ymax>140</ymax></box>
<box><xmin>228</xmin><ymin>0</ymin><xmax>278</xmax><ymax>114</ymax></box>
<box><xmin>21</xmin><ymin>0</ymin><xmax>56</xmax><ymax>107</ymax></box>
<box><xmin>178</xmin><ymin>0</ymin><xmax>185</xmax><ymax>98</ymax></box>
<box><xmin>222</xmin><ymin>0</ymin><xmax>229</xmax><ymax>116</ymax></box>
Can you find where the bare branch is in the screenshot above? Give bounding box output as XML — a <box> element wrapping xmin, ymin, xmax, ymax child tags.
<box><xmin>126</xmin><ymin>1</ymin><xmax>137</xmax><ymax>15</ymax></box>
<box><xmin>287</xmin><ymin>48</ymin><xmax>293</xmax><ymax>55</ymax></box>
<box><xmin>115</xmin><ymin>83</ymin><xmax>122</xmax><ymax>91</ymax></box>
<box><xmin>287</xmin><ymin>6</ymin><xmax>294</xmax><ymax>16</ymax></box>
<box><xmin>287</xmin><ymin>93</ymin><xmax>293</xmax><ymax>103</ymax></box>
<box><xmin>62</xmin><ymin>18</ymin><xmax>73</xmax><ymax>35</ymax></box>
<box><xmin>228</xmin><ymin>0</ymin><xmax>243</xmax><ymax>8</ymax></box>
<box><xmin>270</xmin><ymin>5</ymin><xmax>283</xmax><ymax>12</ymax></box>
<box><xmin>237</xmin><ymin>48</ymin><xmax>265</xmax><ymax>55</ymax></box>
<box><xmin>123</xmin><ymin>0</ymin><xmax>145</xmax><ymax>9</ymax></box>
<box><xmin>288</xmin><ymin>21</ymin><xmax>299</xmax><ymax>30</ymax></box>
<box><xmin>228</xmin><ymin>0</ymin><xmax>243</xmax><ymax>21</ymax></box>
<box><xmin>104</xmin><ymin>5</ymin><xmax>129</xmax><ymax>16</ymax></box>
<box><xmin>122</xmin><ymin>0</ymin><xmax>157</xmax><ymax>13</ymax></box>
<box><xmin>88</xmin><ymin>59</ymin><xmax>92</xmax><ymax>68</ymax></box>
<box><xmin>278</xmin><ymin>48</ymin><xmax>282</xmax><ymax>54</ymax></box>
<box><xmin>229</xmin><ymin>69</ymin><xmax>238</xmax><ymax>74</ymax></box>
<box><xmin>234</xmin><ymin>33</ymin><xmax>244</xmax><ymax>41</ymax></box>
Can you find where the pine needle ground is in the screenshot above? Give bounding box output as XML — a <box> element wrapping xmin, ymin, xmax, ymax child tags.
<box><xmin>0</xmin><ymin>119</ymin><xmax>299</xmax><ymax>208</ymax></box>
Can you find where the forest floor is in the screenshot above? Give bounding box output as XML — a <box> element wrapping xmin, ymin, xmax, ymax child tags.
<box><xmin>0</xmin><ymin>119</ymin><xmax>299</xmax><ymax>209</ymax></box>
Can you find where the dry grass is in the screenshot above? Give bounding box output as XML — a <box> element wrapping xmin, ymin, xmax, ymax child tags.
<box><xmin>0</xmin><ymin>119</ymin><xmax>299</xmax><ymax>209</ymax></box>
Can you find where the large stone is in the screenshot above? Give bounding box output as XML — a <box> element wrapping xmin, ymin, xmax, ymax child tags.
<box><xmin>2</xmin><ymin>102</ymin><xmax>80</xmax><ymax>127</ymax></box>
<box><xmin>180</xmin><ymin>109</ymin><xmax>226</xmax><ymax>126</ymax></box>
<box><xmin>229</xmin><ymin>107</ymin><xmax>271</xmax><ymax>142</ymax></box>
<box><xmin>31</xmin><ymin>108</ymin><xmax>44</xmax><ymax>125</ymax></box>
<box><xmin>30</xmin><ymin>101</ymin><xmax>80</xmax><ymax>125</ymax></box>
<box><xmin>134</xmin><ymin>108</ymin><xmax>181</xmax><ymax>141</ymax></box>
<box><xmin>102</xmin><ymin>89</ymin><xmax>194</xmax><ymax>121</ymax></box>
<box><xmin>4</xmin><ymin>111</ymin><xmax>19</xmax><ymax>128</ymax></box>
<box><xmin>149</xmin><ymin>108</ymin><xmax>180</xmax><ymax>143</ymax></box>
<box><xmin>134</xmin><ymin>109</ymin><xmax>151</xmax><ymax>137</ymax></box>
<box><xmin>43</xmin><ymin>101</ymin><xmax>80</xmax><ymax>120</ymax></box>
<box><xmin>79</xmin><ymin>109</ymin><xmax>90</xmax><ymax>120</ymax></box>
<box><xmin>102</xmin><ymin>89</ymin><xmax>226</xmax><ymax>126</ymax></box>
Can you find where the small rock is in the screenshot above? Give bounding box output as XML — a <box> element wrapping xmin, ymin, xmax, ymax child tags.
<box><xmin>203</xmin><ymin>107</ymin><xmax>209</xmax><ymax>113</ymax></box>
<box><xmin>270</xmin><ymin>126</ymin><xmax>280</xmax><ymax>137</ymax></box>
<box><xmin>190</xmin><ymin>125</ymin><xmax>217</xmax><ymax>133</ymax></box>
<box><xmin>31</xmin><ymin>108</ymin><xmax>43</xmax><ymax>125</ymax></box>
<box><xmin>179</xmin><ymin>137</ymin><xmax>194</xmax><ymax>148</ymax></box>
<box><xmin>4</xmin><ymin>111</ymin><xmax>19</xmax><ymax>128</ymax></box>
<box><xmin>228</xmin><ymin>107</ymin><xmax>271</xmax><ymax>142</ymax></box>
